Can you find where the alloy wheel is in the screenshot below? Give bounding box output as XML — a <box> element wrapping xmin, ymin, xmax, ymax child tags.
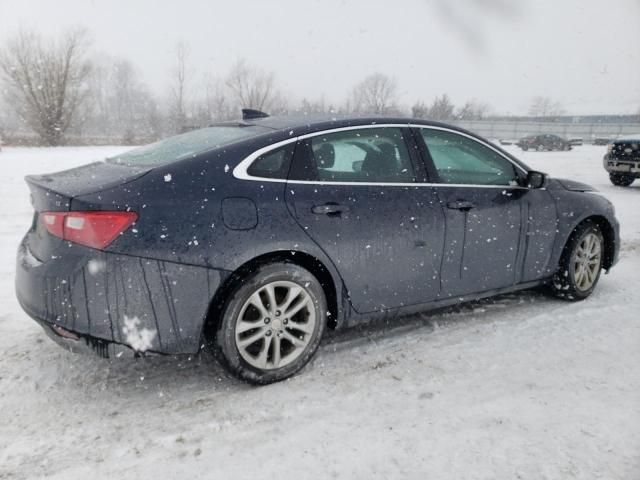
<box><xmin>572</xmin><ymin>232</ymin><xmax>602</xmax><ymax>291</ymax></box>
<box><xmin>235</xmin><ymin>280</ymin><xmax>316</xmax><ymax>370</ymax></box>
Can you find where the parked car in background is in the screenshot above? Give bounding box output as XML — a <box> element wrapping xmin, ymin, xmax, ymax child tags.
<box><xmin>568</xmin><ymin>137</ymin><xmax>583</xmax><ymax>146</ymax></box>
<box><xmin>603</xmin><ymin>133</ymin><xmax>640</xmax><ymax>186</ymax></box>
<box><xmin>594</xmin><ymin>136</ymin><xmax>616</xmax><ymax>146</ymax></box>
<box><xmin>16</xmin><ymin>112</ymin><xmax>620</xmax><ymax>384</ymax></box>
<box><xmin>517</xmin><ymin>134</ymin><xmax>572</xmax><ymax>151</ymax></box>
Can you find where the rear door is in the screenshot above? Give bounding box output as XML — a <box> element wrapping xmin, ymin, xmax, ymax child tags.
<box><xmin>285</xmin><ymin>126</ymin><xmax>446</xmax><ymax>313</ymax></box>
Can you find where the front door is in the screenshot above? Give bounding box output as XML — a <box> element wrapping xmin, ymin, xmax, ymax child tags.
<box><xmin>417</xmin><ymin>127</ymin><xmax>529</xmax><ymax>297</ymax></box>
<box><xmin>285</xmin><ymin>126</ymin><xmax>445</xmax><ymax>313</ymax></box>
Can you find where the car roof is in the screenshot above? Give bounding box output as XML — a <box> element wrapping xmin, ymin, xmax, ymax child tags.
<box><xmin>207</xmin><ymin>114</ymin><xmax>532</xmax><ymax>173</ymax></box>
<box><xmin>214</xmin><ymin>114</ymin><xmax>471</xmax><ymax>136</ymax></box>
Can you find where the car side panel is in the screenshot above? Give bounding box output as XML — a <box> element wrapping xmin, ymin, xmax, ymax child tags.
<box><xmin>545</xmin><ymin>182</ymin><xmax>620</xmax><ymax>272</ymax></box>
<box><xmin>519</xmin><ymin>189</ymin><xmax>558</xmax><ymax>282</ymax></box>
<box><xmin>71</xmin><ymin>144</ymin><xmax>351</xmax><ymax>333</ymax></box>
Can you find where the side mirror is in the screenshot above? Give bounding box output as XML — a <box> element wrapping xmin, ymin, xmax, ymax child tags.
<box><xmin>526</xmin><ymin>171</ymin><xmax>547</xmax><ymax>189</ymax></box>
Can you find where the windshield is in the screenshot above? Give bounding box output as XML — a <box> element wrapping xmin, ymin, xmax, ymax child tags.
<box><xmin>106</xmin><ymin>126</ymin><xmax>271</xmax><ymax>166</ymax></box>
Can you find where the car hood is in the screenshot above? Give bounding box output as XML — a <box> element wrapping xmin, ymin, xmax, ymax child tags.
<box><xmin>614</xmin><ymin>134</ymin><xmax>640</xmax><ymax>143</ymax></box>
<box><xmin>551</xmin><ymin>178</ymin><xmax>597</xmax><ymax>192</ymax></box>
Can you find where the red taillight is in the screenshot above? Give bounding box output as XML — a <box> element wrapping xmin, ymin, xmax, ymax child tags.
<box><xmin>41</xmin><ymin>212</ymin><xmax>66</xmax><ymax>238</ymax></box>
<box><xmin>40</xmin><ymin>211</ymin><xmax>138</xmax><ymax>249</ymax></box>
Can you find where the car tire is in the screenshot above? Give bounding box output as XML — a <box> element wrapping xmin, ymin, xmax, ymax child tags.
<box><xmin>609</xmin><ymin>173</ymin><xmax>635</xmax><ymax>187</ymax></box>
<box><xmin>521</xmin><ymin>145</ymin><xmax>529</xmax><ymax>151</ymax></box>
<box><xmin>212</xmin><ymin>262</ymin><xmax>327</xmax><ymax>384</ymax></box>
<box><xmin>550</xmin><ymin>221</ymin><xmax>604</xmax><ymax>301</ymax></box>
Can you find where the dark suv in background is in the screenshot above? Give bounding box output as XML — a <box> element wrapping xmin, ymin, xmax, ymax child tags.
<box><xmin>517</xmin><ymin>134</ymin><xmax>572</xmax><ymax>151</ymax></box>
<box><xmin>604</xmin><ymin>134</ymin><xmax>640</xmax><ymax>186</ymax></box>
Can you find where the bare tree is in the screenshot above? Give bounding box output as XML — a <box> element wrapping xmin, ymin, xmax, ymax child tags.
<box><xmin>529</xmin><ymin>96</ymin><xmax>565</xmax><ymax>117</ymax></box>
<box><xmin>456</xmin><ymin>99</ymin><xmax>491</xmax><ymax>120</ymax></box>
<box><xmin>0</xmin><ymin>28</ymin><xmax>92</xmax><ymax>145</ymax></box>
<box><xmin>226</xmin><ymin>59</ymin><xmax>278</xmax><ymax>112</ymax></box>
<box><xmin>411</xmin><ymin>101</ymin><xmax>429</xmax><ymax>119</ymax></box>
<box><xmin>168</xmin><ymin>42</ymin><xmax>191</xmax><ymax>132</ymax></box>
<box><xmin>297</xmin><ymin>97</ymin><xmax>330</xmax><ymax>114</ymax></box>
<box><xmin>111</xmin><ymin>59</ymin><xmax>161</xmax><ymax>142</ymax></box>
<box><xmin>350</xmin><ymin>73</ymin><xmax>398</xmax><ymax>114</ymax></box>
<box><xmin>85</xmin><ymin>56</ymin><xmax>162</xmax><ymax>143</ymax></box>
<box><xmin>201</xmin><ymin>74</ymin><xmax>236</xmax><ymax>122</ymax></box>
<box><xmin>427</xmin><ymin>94</ymin><xmax>456</xmax><ymax>121</ymax></box>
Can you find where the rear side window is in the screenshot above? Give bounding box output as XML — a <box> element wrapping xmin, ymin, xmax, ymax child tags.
<box><xmin>291</xmin><ymin>127</ymin><xmax>415</xmax><ymax>183</ymax></box>
<box><xmin>107</xmin><ymin>126</ymin><xmax>270</xmax><ymax>166</ymax></box>
<box><xmin>421</xmin><ymin>129</ymin><xmax>520</xmax><ymax>186</ymax></box>
<box><xmin>247</xmin><ymin>144</ymin><xmax>295</xmax><ymax>179</ymax></box>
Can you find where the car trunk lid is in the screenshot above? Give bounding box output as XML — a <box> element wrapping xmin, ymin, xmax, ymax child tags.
<box><xmin>25</xmin><ymin>161</ymin><xmax>149</xmax><ymax>261</ymax></box>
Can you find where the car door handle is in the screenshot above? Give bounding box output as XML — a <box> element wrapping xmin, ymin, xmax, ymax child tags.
<box><xmin>311</xmin><ymin>203</ymin><xmax>350</xmax><ymax>215</ymax></box>
<box><xmin>446</xmin><ymin>200</ymin><xmax>475</xmax><ymax>211</ymax></box>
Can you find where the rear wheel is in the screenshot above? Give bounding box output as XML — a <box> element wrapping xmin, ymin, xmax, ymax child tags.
<box><xmin>550</xmin><ymin>221</ymin><xmax>604</xmax><ymax>301</ymax></box>
<box><xmin>213</xmin><ymin>263</ymin><xmax>326</xmax><ymax>384</ymax></box>
<box><xmin>609</xmin><ymin>173</ymin><xmax>635</xmax><ymax>187</ymax></box>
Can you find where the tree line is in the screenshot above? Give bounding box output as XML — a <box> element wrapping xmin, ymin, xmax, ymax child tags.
<box><xmin>0</xmin><ymin>28</ymin><xmax>566</xmax><ymax>146</ymax></box>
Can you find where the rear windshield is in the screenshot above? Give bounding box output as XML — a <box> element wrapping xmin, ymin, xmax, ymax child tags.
<box><xmin>106</xmin><ymin>126</ymin><xmax>270</xmax><ymax>166</ymax></box>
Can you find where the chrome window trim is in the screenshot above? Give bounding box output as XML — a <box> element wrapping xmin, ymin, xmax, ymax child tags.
<box><xmin>232</xmin><ymin>123</ymin><xmax>530</xmax><ymax>188</ymax></box>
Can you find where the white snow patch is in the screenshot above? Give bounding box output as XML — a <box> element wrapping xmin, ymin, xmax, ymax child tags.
<box><xmin>164</xmin><ymin>173</ymin><xmax>172</xmax><ymax>182</ymax></box>
<box><xmin>122</xmin><ymin>315</ymin><xmax>157</xmax><ymax>352</ymax></box>
<box><xmin>86</xmin><ymin>259</ymin><xmax>106</xmax><ymax>275</ymax></box>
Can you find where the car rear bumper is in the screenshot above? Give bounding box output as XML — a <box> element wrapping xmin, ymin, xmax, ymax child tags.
<box><xmin>31</xmin><ymin>315</ymin><xmax>136</xmax><ymax>359</ymax></box>
<box><xmin>15</xmin><ymin>237</ymin><xmax>228</xmax><ymax>355</ymax></box>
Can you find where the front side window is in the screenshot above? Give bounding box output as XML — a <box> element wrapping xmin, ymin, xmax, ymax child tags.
<box><xmin>292</xmin><ymin>127</ymin><xmax>415</xmax><ymax>183</ymax></box>
<box><xmin>421</xmin><ymin>129</ymin><xmax>520</xmax><ymax>186</ymax></box>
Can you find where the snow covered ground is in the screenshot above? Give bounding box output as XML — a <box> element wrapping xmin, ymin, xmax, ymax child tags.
<box><xmin>0</xmin><ymin>145</ymin><xmax>638</xmax><ymax>479</ymax></box>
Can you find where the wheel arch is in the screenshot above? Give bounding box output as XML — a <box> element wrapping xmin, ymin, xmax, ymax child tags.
<box><xmin>201</xmin><ymin>250</ymin><xmax>343</xmax><ymax>349</ymax></box>
<box><xmin>566</xmin><ymin>215</ymin><xmax>617</xmax><ymax>271</ymax></box>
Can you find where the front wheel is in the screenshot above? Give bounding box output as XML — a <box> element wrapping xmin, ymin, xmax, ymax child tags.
<box><xmin>550</xmin><ymin>221</ymin><xmax>604</xmax><ymax>301</ymax></box>
<box><xmin>213</xmin><ymin>263</ymin><xmax>327</xmax><ymax>384</ymax></box>
<box><xmin>609</xmin><ymin>173</ymin><xmax>635</xmax><ymax>187</ymax></box>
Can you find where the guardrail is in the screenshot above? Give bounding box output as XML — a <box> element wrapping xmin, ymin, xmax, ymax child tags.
<box><xmin>451</xmin><ymin>120</ymin><xmax>640</xmax><ymax>142</ymax></box>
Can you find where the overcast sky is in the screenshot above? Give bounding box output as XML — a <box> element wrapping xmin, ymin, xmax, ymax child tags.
<box><xmin>0</xmin><ymin>0</ymin><xmax>638</xmax><ymax>115</ymax></box>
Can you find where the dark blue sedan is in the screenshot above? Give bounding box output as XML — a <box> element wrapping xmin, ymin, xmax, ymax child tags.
<box><xmin>16</xmin><ymin>111</ymin><xmax>620</xmax><ymax>383</ymax></box>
